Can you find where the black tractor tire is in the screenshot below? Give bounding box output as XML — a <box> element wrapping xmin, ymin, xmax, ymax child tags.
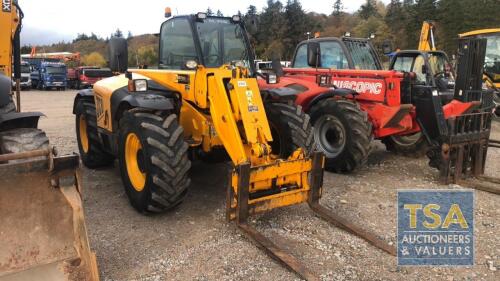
<box><xmin>118</xmin><ymin>110</ymin><xmax>191</xmax><ymax>214</ymax></box>
<box><xmin>265</xmin><ymin>102</ymin><xmax>314</xmax><ymax>158</ymax></box>
<box><xmin>75</xmin><ymin>99</ymin><xmax>114</xmax><ymax>168</ymax></box>
<box><xmin>309</xmin><ymin>99</ymin><xmax>373</xmax><ymax>173</ymax></box>
<box><xmin>381</xmin><ymin>133</ymin><xmax>428</xmax><ymax>157</ymax></box>
<box><xmin>0</xmin><ymin>128</ymin><xmax>49</xmax><ymax>162</ymax></box>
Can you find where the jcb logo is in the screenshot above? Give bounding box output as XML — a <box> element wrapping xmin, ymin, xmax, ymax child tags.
<box><xmin>2</xmin><ymin>0</ymin><xmax>11</xmax><ymax>12</ymax></box>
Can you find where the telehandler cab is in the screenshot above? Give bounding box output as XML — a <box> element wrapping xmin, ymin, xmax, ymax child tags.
<box><xmin>74</xmin><ymin>12</ymin><xmax>396</xmax><ymax>279</ymax></box>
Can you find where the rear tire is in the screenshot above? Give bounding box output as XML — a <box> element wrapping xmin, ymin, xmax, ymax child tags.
<box><xmin>0</xmin><ymin>128</ymin><xmax>49</xmax><ymax>162</ymax></box>
<box><xmin>118</xmin><ymin>110</ymin><xmax>191</xmax><ymax>214</ymax></box>
<box><xmin>265</xmin><ymin>102</ymin><xmax>314</xmax><ymax>158</ymax></box>
<box><xmin>382</xmin><ymin>133</ymin><xmax>428</xmax><ymax>157</ymax></box>
<box><xmin>75</xmin><ymin>99</ymin><xmax>114</xmax><ymax>168</ymax></box>
<box><xmin>309</xmin><ymin>99</ymin><xmax>373</xmax><ymax>173</ymax></box>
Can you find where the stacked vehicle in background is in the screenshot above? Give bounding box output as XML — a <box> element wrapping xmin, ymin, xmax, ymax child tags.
<box><xmin>67</xmin><ymin>66</ymin><xmax>113</xmax><ymax>89</ymax></box>
<box><xmin>30</xmin><ymin>60</ymin><xmax>68</xmax><ymax>90</ymax></box>
<box><xmin>10</xmin><ymin>61</ymin><xmax>31</xmax><ymax>90</ymax></box>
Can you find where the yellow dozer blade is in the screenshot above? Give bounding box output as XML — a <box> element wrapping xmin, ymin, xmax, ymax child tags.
<box><xmin>0</xmin><ymin>149</ymin><xmax>99</xmax><ymax>281</ymax></box>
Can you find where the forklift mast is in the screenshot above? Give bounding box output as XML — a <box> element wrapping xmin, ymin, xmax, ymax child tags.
<box><xmin>454</xmin><ymin>38</ymin><xmax>488</xmax><ymax>102</ymax></box>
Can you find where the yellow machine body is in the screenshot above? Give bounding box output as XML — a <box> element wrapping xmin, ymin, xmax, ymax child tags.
<box><xmin>0</xmin><ymin>0</ymin><xmax>20</xmax><ymax>76</ymax></box>
<box><xmin>92</xmin><ymin>63</ymin><xmax>316</xmax><ymax>215</ymax></box>
<box><xmin>459</xmin><ymin>28</ymin><xmax>500</xmax><ymax>90</ymax></box>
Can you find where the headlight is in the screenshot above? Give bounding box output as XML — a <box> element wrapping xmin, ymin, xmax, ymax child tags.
<box><xmin>128</xmin><ymin>79</ymin><xmax>148</xmax><ymax>92</ymax></box>
<box><xmin>267</xmin><ymin>73</ymin><xmax>278</xmax><ymax>84</ymax></box>
<box><xmin>196</xmin><ymin>12</ymin><xmax>207</xmax><ymax>20</ymax></box>
<box><xmin>134</xmin><ymin>79</ymin><xmax>148</xmax><ymax>91</ymax></box>
<box><xmin>185</xmin><ymin>60</ymin><xmax>198</xmax><ymax>70</ymax></box>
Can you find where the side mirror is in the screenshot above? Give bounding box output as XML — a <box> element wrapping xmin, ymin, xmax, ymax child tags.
<box><xmin>271</xmin><ymin>58</ymin><xmax>284</xmax><ymax>77</ymax></box>
<box><xmin>307</xmin><ymin>42</ymin><xmax>321</xmax><ymax>68</ymax></box>
<box><xmin>108</xmin><ymin>37</ymin><xmax>128</xmax><ymax>73</ymax></box>
<box><xmin>382</xmin><ymin>40</ymin><xmax>393</xmax><ymax>55</ymax></box>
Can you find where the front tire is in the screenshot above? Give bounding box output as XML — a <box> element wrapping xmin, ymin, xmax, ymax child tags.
<box><xmin>382</xmin><ymin>133</ymin><xmax>428</xmax><ymax>157</ymax></box>
<box><xmin>309</xmin><ymin>99</ymin><xmax>373</xmax><ymax>173</ymax></box>
<box><xmin>118</xmin><ymin>110</ymin><xmax>191</xmax><ymax>214</ymax></box>
<box><xmin>265</xmin><ymin>102</ymin><xmax>314</xmax><ymax>158</ymax></box>
<box><xmin>75</xmin><ymin>99</ymin><xmax>114</xmax><ymax>168</ymax></box>
<box><xmin>0</xmin><ymin>128</ymin><xmax>49</xmax><ymax>162</ymax></box>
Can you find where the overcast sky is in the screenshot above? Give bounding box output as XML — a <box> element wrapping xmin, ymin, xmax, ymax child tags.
<box><xmin>20</xmin><ymin>0</ymin><xmax>389</xmax><ymax>45</ymax></box>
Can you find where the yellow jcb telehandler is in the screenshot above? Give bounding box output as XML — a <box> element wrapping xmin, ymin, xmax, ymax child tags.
<box><xmin>0</xmin><ymin>1</ymin><xmax>99</xmax><ymax>280</ymax></box>
<box><xmin>73</xmin><ymin>11</ymin><xmax>395</xmax><ymax>279</ymax></box>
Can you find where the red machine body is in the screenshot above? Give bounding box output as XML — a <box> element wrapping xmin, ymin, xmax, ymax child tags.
<box><xmin>259</xmin><ymin>67</ymin><xmax>474</xmax><ymax>139</ymax></box>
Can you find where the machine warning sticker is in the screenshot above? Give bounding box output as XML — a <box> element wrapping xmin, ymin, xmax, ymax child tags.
<box><xmin>238</xmin><ymin>81</ymin><xmax>247</xmax><ymax>87</ymax></box>
<box><xmin>397</xmin><ymin>190</ymin><xmax>474</xmax><ymax>266</ymax></box>
<box><xmin>2</xmin><ymin>0</ymin><xmax>11</xmax><ymax>12</ymax></box>
<box><xmin>246</xmin><ymin>90</ymin><xmax>258</xmax><ymax>112</ymax></box>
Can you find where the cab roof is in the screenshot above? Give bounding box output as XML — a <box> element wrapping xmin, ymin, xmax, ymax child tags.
<box><xmin>459</xmin><ymin>28</ymin><xmax>500</xmax><ymax>38</ymax></box>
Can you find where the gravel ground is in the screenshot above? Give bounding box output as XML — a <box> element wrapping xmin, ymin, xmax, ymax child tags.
<box><xmin>21</xmin><ymin>89</ymin><xmax>499</xmax><ymax>281</ymax></box>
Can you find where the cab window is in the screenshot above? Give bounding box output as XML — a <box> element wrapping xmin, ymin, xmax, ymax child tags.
<box><xmin>412</xmin><ymin>55</ymin><xmax>426</xmax><ymax>82</ymax></box>
<box><xmin>392</xmin><ymin>55</ymin><xmax>426</xmax><ymax>83</ymax></box>
<box><xmin>293</xmin><ymin>41</ymin><xmax>348</xmax><ymax>69</ymax></box>
<box><xmin>392</xmin><ymin>56</ymin><xmax>414</xmax><ymax>72</ymax></box>
<box><xmin>159</xmin><ymin>18</ymin><xmax>197</xmax><ymax>69</ymax></box>
<box><xmin>293</xmin><ymin>44</ymin><xmax>309</xmax><ymax>68</ymax></box>
<box><xmin>320</xmin><ymin>41</ymin><xmax>348</xmax><ymax>69</ymax></box>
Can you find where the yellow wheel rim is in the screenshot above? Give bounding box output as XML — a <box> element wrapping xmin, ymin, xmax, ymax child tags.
<box><xmin>79</xmin><ymin>115</ymin><xmax>89</xmax><ymax>153</ymax></box>
<box><xmin>125</xmin><ymin>133</ymin><xmax>146</xmax><ymax>191</ymax></box>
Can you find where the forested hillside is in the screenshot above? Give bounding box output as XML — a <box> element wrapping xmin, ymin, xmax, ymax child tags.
<box><xmin>22</xmin><ymin>0</ymin><xmax>500</xmax><ymax>67</ymax></box>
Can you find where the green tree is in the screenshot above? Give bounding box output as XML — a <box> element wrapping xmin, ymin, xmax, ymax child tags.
<box><xmin>404</xmin><ymin>0</ymin><xmax>437</xmax><ymax>49</ymax></box>
<box><xmin>206</xmin><ymin>7</ymin><xmax>214</xmax><ymax>16</ymax></box>
<box><xmin>73</xmin><ymin>33</ymin><xmax>89</xmax><ymax>43</ymax></box>
<box><xmin>216</xmin><ymin>9</ymin><xmax>223</xmax><ymax>16</ymax></box>
<box><xmin>284</xmin><ymin>0</ymin><xmax>317</xmax><ymax>58</ymax></box>
<box><xmin>385</xmin><ymin>0</ymin><xmax>409</xmax><ymax>49</ymax></box>
<box><xmin>256</xmin><ymin>1</ymin><xmax>288</xmax><ymax>58</ymax></box>
<box><xmin>113</xmin><ymin>29</ymin><xmax>123</xmax><ymax>38</ymax></box>
<box><xmin>358</xmin><ymin>0</ymin><xmax>379</xmax><ymax>19</ymax></box>
<box><xmin>244</xmin><ymin>5</ymin><xmax>259</xmax><ymax>46</ymax></box>
<box><xmin>333</xmin><ymin>0</ymin><xmax>343</xmax><ymax>15</ymax></box>
<box><xmin>437</xmin><ymin>0</ymin><xmax>500</xmax><ymax>54</ymax></box>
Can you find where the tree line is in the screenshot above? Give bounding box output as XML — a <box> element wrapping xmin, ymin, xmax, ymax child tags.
<box><xmin>242</xmin><ymin>0</ymin><xmax>500</xmax><ymax>60</ymax></box>
<box><xmin>24</xmin><ymin>0</ymin><xmax>500</xmax><ymax>66</ymax></box>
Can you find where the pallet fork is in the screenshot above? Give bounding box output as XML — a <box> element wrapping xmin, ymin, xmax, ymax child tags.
<box><xmin>418</xmin><ymin>38</ymin><xmax>500</xmax><ymax>194</ymax></box>
<box><xmin>226</xmin><ymin>152</ymin><xmax>396</xmax><ymax>280</ymax></box>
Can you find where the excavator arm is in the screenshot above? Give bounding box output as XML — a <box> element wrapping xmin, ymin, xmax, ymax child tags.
<box><xmin>0</xmin><ymin>0</ymin><xmax>22</xmax><ymax>78</ymax></box>
<box><xmin>418</xmin><ymin>21</ymin><xmax>436</xmax><ymax>51</ymax></box>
